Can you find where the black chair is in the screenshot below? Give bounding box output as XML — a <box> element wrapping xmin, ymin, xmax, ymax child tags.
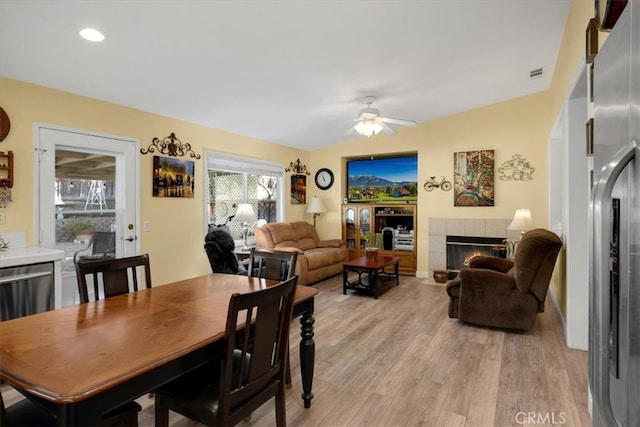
<box><xmin>247</xmin><ymin>248</ymin><xmax>298</xmax><ymax>386</ymax></box>
<box><xmin>75</xmin><ymin>254</ymin><xmax>152</xmax><ymax>303</ymax></box>
<box><xmin>205</xmin><ymin>227</ymin><xmax>244</xmax><ymax>274</ymax></box>
<box><xmin>154</xmin><ymin>276</ymin><xmax>298</xmax><ymax>427</ymax></box>
<box><xmin>247</xmin><ymin>248</ymin><xmax>297</xmax><ymax>281</ymax></box>
<box><xmin>0</xmin><ymin>386</ymin><xmax>141</xmax><ymax>426</ymax></box>
<box><xmin>73</xmin><ymin>231</ymin><xmax>116</xmax><ymax>264</ymax></box>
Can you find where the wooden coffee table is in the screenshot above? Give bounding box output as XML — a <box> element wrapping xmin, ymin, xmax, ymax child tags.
<box><xmin>343</xmin><ymin>255</ymin><xmax>399</xmax><ymax>299</ymax></box>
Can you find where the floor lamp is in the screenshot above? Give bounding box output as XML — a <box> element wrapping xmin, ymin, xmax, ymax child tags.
<box><xmin>306</xmin><ymin>196</ymin><xmax>326</xmax><ymax>227</ymax></box>
<box><xmin>234</xmin><ymin>203</ymin><xmax>257</xmax><ymax>250</ymax></box>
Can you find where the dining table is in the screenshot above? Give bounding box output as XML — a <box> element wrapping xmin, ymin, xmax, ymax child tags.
<box><xmin>0</xmin><ymin>273</ymin><xmax>318</xmax><ymax>426</ymax></box>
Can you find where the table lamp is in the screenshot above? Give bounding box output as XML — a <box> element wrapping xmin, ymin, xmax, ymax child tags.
<box><xmin>234</xmin><ymin>203</ymin><xmax>257</xmax><ymax>250</ymax></box>
<box><xmin>306</xmin><ymin>196</ymin><xmax>326</xmax><ymax>227</ymax></box>
<box><xmin>507</xmin><ymin>208</ymin><xmax>534</xmax><ymax>238</ymax></box>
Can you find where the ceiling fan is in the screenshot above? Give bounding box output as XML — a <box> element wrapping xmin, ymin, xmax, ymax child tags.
<box><xmin>352</xmin><ymin>96</ymin><xmax>416</xmax><ymax>137</ymax></box>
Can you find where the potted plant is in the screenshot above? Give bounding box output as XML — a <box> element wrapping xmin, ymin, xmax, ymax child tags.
<box><xmin>67</xmin><ymin>217</ymin><xmax>94</xmax><ymax>243</ymax></box>
<box><xmin>361</xmin><ymin>231</ymin><xmax>378</xmax><ymax>259</ymax></box>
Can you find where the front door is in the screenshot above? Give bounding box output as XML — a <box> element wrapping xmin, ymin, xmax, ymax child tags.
<box><xmin>35</xmin><ymin>125</ymin><xmax>139</xmax><ymax>305</ymax></box>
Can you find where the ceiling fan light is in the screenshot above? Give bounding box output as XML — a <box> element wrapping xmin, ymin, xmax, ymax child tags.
<box><xmin>355</xmin><ymin>120</ymin><xmax>383</xmax><ymax>137</ymax></box>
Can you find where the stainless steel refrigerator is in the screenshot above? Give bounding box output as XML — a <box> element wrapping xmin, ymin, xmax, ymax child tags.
<box><xmin>590</xmin><ymin>0</ymin><xmax>640</xmax><ymax>425</ymax></box>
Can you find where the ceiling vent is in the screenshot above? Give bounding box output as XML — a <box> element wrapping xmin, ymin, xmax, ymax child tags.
<box><xmin>530</xmin><ymin>68</ymin><xmax>543</xmax><ymax>79</ymax></box>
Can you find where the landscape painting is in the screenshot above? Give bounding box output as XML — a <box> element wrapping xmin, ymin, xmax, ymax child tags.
<box><xmin>152</xmin><ymin>156</ymin><xmax>195</xmax><ymax>198</ymax></box>
<box><xmin>453</xmin><ymin>150</ymin><xmax>494</xmax><ymax>206</ymax></box>
<box><xmin>346</xmin><ymin>155</ymin><xmax>418</xmax><ymax>202</ymax></box>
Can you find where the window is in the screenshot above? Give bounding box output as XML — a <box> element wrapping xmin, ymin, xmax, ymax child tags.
<box><xmin>204</xmin><ymin>151</ymin><xmax>284</xmax><ymax>243</ymax></box>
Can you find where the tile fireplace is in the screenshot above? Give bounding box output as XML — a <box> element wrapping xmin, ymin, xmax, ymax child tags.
<box><xmin>428</xmin><ymin>218</ymin><xmax>520</xmax><ymax>277</ymax></box>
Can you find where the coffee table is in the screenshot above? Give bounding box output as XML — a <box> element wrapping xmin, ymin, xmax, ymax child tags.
<box><xmin>342</xmin><ymin>255</ymin><xmax>399</xmax><ymax>299</ymax></box>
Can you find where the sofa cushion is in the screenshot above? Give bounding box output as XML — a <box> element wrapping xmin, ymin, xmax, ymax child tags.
<box><xmin>261</xmin><ymin>223</ymin><xmax>301</xmax><ymax>249</ymax></box>
<box><xmin>304</xmin><ymin>247</ymin><xmax>344</xmax><ymax>270</ymax></box>
<box><xmin>317</xmin><ymin>239</ymin><xmax>345</xmax><ymax>248</ymax></box>
<box><xmin>291</xmin><ymin>221</ymin><xmax>320</xmax><ymax>251</ymax></box>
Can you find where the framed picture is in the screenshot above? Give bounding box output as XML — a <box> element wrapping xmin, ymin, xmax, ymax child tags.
<box><xmin>290</xmin><ymin>174</ymin><xmax>306</xmax><ymax>204</ymax></box>
<box><xmin>586</xmin><ymin>118</ymin><xmax>594</xmax><ymax>156</ymax></box>
<box><xmin>586</xmin><ymin>18</ymin><xmax>598</xmax><ymax>64</ymax></box>
<box><xmin>152</xmin><ymin>155</ymin><xmax>195</xmax><ymax>198</ymax></box>
<box><xmin>453</xmin><ymin>150</ymin><xmax>495</xmax><ymax>206</ymax></box>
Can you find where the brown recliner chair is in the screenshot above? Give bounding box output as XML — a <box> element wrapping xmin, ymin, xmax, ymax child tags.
<box><xmin>446</xmin><ymin>228</ymin><xmax>562</xmax><ymax>330</ymax></box>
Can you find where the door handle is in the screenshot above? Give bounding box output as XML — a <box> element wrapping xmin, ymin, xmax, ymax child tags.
<box><xmin>124</xmin><ymin>235</ymin><xmax>137</xmax><ymax>242</ymax></box>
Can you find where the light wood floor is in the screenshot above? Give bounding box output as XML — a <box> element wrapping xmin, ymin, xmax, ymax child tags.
<box><xmin>2</xmin><ymin>275</ymin><xmax>591</xmax><ymax>426</ymax></box>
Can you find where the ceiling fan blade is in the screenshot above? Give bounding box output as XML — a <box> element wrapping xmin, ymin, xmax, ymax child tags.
<box><xmin>380</xmin><ymin>117</ymin><xmax>416</xmax><ymax>127</ymax></box>
<box><xmin>380</xmin><ymin>123</ymin><xmax>397</xmax><ymax>135</ymax></box>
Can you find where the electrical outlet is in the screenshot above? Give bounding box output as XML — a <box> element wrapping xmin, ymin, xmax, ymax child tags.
<box><xmin>0</xmin><ymin>208</ymin><xmax>6</xmax><ymax>225</ymax></box>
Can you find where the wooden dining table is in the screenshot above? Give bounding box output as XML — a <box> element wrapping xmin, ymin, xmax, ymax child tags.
<box><xmin>0</xmin><ymin>273</ymin><xmax>318</xmax><ymax>426</ymax></box>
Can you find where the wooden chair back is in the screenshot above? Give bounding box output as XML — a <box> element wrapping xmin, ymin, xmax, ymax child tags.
<box><xmin>154</xmin><ymin>276</ymin><xmax>298</xmax><ymax>426</ymax></box>
<box><xmin>247</xmin><ymin>248</ymin><xmax>297</xmax><ymax>281</ymax></box>
<box><xmin>75</xmin><ymin>254</ymin><xmax>152</xmax><ymax>303</ymax></box>
<box><xmin>220</xmin><ymin>276</ymin><xmax>297</xmax><ymax>425</ymax></box>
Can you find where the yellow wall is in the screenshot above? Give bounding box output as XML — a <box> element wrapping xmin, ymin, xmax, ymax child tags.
<box><xmin>309</xmin><ymin>91</ymin><xmax>552</xmax><ymax>275</ymax></box>
<box><xmin>0</xmin><ymin>77</ymin><xmax>307</xmax><ymax>284</ymax></box>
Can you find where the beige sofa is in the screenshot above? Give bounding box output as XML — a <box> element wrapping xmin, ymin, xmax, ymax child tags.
<box><xmin>254</xmin><ymin>221</ymin><xmax>348</xmax><ymax>286</ymax></box>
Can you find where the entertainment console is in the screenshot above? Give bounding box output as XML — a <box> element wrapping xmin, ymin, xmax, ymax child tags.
<box><xmin>342</xmin><ymin>203</ymin><xmax>417</xmax><ymax>275</ymax></box>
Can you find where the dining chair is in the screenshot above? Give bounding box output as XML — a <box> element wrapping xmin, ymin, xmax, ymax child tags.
<box><xmin>154</xmin><ymin>275</ymin><xmax>298</xmax><ymax>427</ymax></box>
<box><xmin>247</xmin><ymin>248</ymin><xmax>298</xmax><ymax>385</ymax></box>
<box><xmin>247</xmin><ymin>248</ymin><xmax>297</xmax><ymax>281</ymax></box>
<box><xmin>73</xmin><ymin>231</ymin><xmax>117</xmax><ymax>264</ymax></box>
<box><xmin>75</xmin><ymin>254</ymin><xmax>152</xmax><ymax>303</ymax></box>
<box><xmin>0</xmin><ymin>386</ymin><xmax>141</xmax><ymax>426</ymax></box>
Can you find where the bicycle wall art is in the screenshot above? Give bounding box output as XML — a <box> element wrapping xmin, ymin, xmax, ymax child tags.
<box><xmin>453</xmin><ymin>149</ymin><xmax>495</xmax><ymax>206</ymax></box>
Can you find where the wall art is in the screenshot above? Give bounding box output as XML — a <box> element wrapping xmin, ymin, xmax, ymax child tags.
<box><xmin>453</xmin><ymin>150</ymin><xmax>495</xmax><ymax>206</ymax></box>
<box><xmin>290</xmin><ymin>174</ymin><xmax>306</xmax><ymax>204</ymax></box>
<box><xmin>498</xmin><ymin>154</ymin><xmax>535</xmax><ymax>181</ymax></box>
<box><xmin>152</xmin><ymin>155</ymin><xmax>195</xmax><ymax>198</ymax></box>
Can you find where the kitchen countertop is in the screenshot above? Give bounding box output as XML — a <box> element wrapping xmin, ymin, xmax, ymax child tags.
<box><xmin>0</xmin><ymin>247</ymin><xmax>66</xmax><ymax>268</ymax></box>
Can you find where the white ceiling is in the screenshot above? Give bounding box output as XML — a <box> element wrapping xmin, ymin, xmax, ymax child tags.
<box><xmin>0</xmin><ymin>0</ymin><xmax>571</xmax><ymax>151</ymax></box>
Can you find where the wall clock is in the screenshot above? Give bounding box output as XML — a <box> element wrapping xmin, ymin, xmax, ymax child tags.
<box><xmin>314</xmin><ymin>168</ymin><xmax>334</xmax><ymax>190</ymax></box>
<box><xmin>595</xmin><ymin>0</ymin><xmax>628</xmax><ymax>31</ymax></box>
<box><xmin>0</xmin><ymin>107</ymin><xmax>10</xmax><ymax>142</ymax></box>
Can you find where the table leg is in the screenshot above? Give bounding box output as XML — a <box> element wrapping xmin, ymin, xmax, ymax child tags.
<box><xmin>371</xmin><ymin>269</ymin><xmax>379</xmax><ymax>299</ymax></box>
<box><xmin>395</xmin><ymin>260</ymin><xmax>399</xmax><ymax>286</ymax></box>
<box><xmin>299</xmin><ymin>303</ymin><xmax>315</xmax><ymax>408</ymax></box>
<box><xmin>342</xmin><ymin>266</ymin><xmax>347</xmax><ymax>295</ymax></box>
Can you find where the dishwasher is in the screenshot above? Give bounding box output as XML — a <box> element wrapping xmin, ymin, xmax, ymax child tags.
<box><xmin>0</xmin><ymin>261</ymin><xmax>54</xmax><ymax>321</ymax></box>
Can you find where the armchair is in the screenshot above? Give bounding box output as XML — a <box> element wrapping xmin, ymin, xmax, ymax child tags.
<box><xmin>446</xmin><ymin>228</ymin><xmax>562</xmax><ymax>330</ymax></box>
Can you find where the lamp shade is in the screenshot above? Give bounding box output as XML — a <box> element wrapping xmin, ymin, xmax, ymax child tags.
<box><xmin>508</xmin><ymin>208</ymin><xmax>534</xmax><ymax>231</ymax></box>
<box><xmin>305</xmin><ymin>196</ymin><xmax>326</xmax><ymax>214</ymax></box>
<box><xmin>234</xmin><ymin>203</ymin><xmax>257</xmax><ymax>222</ymax></box>
<box><xmin>354</xmin><ymin>120</ymin><xmax>384</xmax><ymax>137</ymax></box>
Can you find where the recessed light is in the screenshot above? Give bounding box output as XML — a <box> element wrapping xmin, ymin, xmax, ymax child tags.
<box><xmin>79</xmin><ymin>28</ymin><xmax>105</xmax><ymax>42</ymax></box>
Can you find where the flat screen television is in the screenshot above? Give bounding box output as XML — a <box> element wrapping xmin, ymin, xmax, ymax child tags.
<box><xmin>346</xmin><ymin>154</ymin><xmax>418</xmax><ymax>202</ymax></box>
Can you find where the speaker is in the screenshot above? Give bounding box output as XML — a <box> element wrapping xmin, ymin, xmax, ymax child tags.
<box><xmin>382</xmin><ymin>228</ymin><xmax>393</xmax><ymax>250</ymax></box>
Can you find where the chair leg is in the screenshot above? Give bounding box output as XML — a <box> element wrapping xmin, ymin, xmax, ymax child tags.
<box><xmin>154</xmin><ymin>395</ymin><xmax>170</xmax><ymax>427</ymax></box>
<box><xmin>285</xmin><ymin>342</ymin><xmax>292</xmax><ymax>388</ymax></box>
<box><xmin>275</xmin><ymin>384</ymin><xmax>287</xmax><ymax>427</ymax></box>
<box><xmin>286</xmin><ymin>358</ymin><xmax>292</xmax><ymax>388</ymax></box>
<box><xmin>124</xmin><ymin>412</ymin><xmax>139</xmax><ymax>427</ymax></box>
